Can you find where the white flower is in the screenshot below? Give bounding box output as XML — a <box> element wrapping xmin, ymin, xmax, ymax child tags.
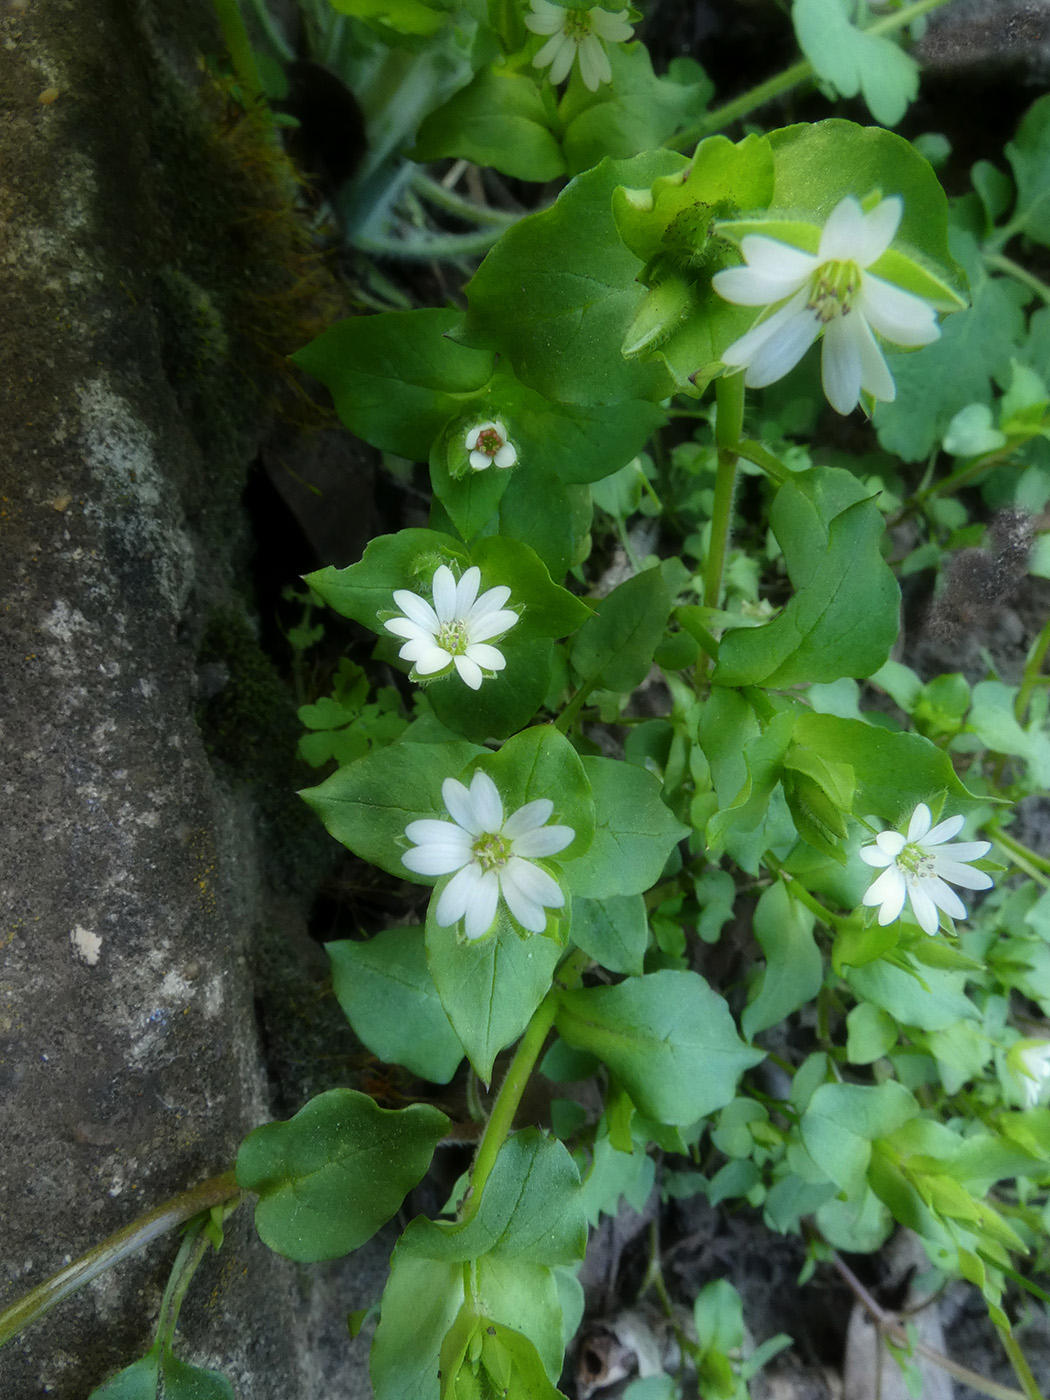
<box><xmin>1011</xmin><ymin>1041</ymin><xmax>1050</xmax><ymax>1109</ymax></box>
<box><xmin>465</xmin><ymin>420</ymin><xmax>517</xmax><ymax>471</ymax></box>
<box><xmin>525</xmin><ymin>0</ymin><xmax>634</xmax><ymax>91</ymax></box>
<box><xmin>385</xmin><ymin>565</ymin><xmax>518</xmax><ymax>691</ymax></box>
<box><xmin>859</xmin><ymin>802</ymin><xmax>992</xmax><ymax>936</ymax></box>
<box><xmin>712</xmin><ymin>195</ymin><xmax>941</xmax><ymax>415</ymax></box>
<box><xmin>403</xmin><ymin>770</ymin><xmax>575</xmax><ymax>940</ymax></box>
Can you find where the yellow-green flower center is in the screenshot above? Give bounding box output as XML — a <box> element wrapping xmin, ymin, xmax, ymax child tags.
<box><xmin>563</xmin><ymin>8</ymin><xmax>592</xmax><ymax>38</ymax></box>
<box><xmin>437</xmin><ymin>620</ymin><xmax>469</xmax><ymax>655</ymax></box>
<box><xmin>897</xmin><ymin>843</ymin><xmax>936</xmax><ymax>878</ymax></box>
<box><xmin>808</xmin><ymin>259</ymin><xmax>861</xmax><ymax>324</ymax></box>
<box><xmin>475</xmin><ymin>427</ymin><xmax>504</xmax><ymax>455</ymax></box>
<box><xmin>473</xmin><ymin>832</ymin><xmax>510</xmax><ymax>871</ymax></box>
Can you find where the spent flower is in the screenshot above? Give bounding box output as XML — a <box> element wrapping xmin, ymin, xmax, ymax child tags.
<box><xmin>712</xmin><ymin>195</ymin><xmax>940</xmax><ymax>415</ymax></box>
<box><xmin>525</xmin><ymin>0</ymin><xmax>634</xmax><ymax>91</ymax></box>
<box><xmin>385</xmin><ymin>565</ymin><xmax>517</xmax><ymax>691</ymax></box>
<box><xmin>465</xmin><ymin>420</ymin><xmax>517</xmax><ymax>471</ymax></box>
<box><xmin>403</xmin><ymin>770</ymin><xmax>575</xmax><ymax>940</ymax></box>
<box><xmin>859</xmin><ymin>802</ymin><xmax>992</xmax><ymax>935</ymax></box>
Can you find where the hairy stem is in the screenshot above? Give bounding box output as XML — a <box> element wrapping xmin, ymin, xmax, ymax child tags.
<box><xmin>984</xmin><ymin>252</ymin><xmax>1050</xmax><ymax>306</ymax></box>
<box><xmin>704</xmin><ymin>373</ymin><xmax>745</xmax><ymax>611</ymax></box>
<box><xmin>461</xmin><ymin>949</ymin><xmax>590</xmax><ymax>1222</ymax></box>
<box><xmin>671</xmin><ymin>0</ymin><xmax>955</xmax><ymax>148</ymax></box>
<box><xmin>0</xmin><ymin>1173</ymin><xmax>242</xmax><ymax>1349</ymax></box>
<box><xmin>992</xmin><ymin>826</ymin><xmax>1050</xmax><ymax>884</ymax></box>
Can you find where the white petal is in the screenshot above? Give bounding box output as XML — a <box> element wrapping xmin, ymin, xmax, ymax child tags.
<box><xmin>525</xmin><ymin>0</ymin><xmax>564</xmax><ymax>34</ymax></box>
<box><xmin>743</xmin><ymin>301</ymin><xmax>822</xmax><ymax>388</ymax></box>
<box><xmin>856</xmin><ymin>197</ymin><xmax>903</xmax><ymax>267</ymax></box>
<box><xmin>818</xmin><ymin>196</ymin><xmax>866</xmax><ymax>262</ymax></box>
<box><xmin>929</xmin><ymin>859</ymin><xmax>993</xmax><ymax>891</ymax></box>
<box><xmin>534</xmin><ymin>29</ymin><xmax>567</xmax><ymax>69</ymax></box>
<box><xmin>547</xmin><ymin>32</ymin><xmax>577</xmax><ymax>83</ymax></box>
<box><xmin>442</xmin><ymin>777</ymin><xmax>485</xmax><ymax>835</ymax></box>
<box><xmin>875</xmin><ymin>830</ymin><xmax>907</xmax><ymax>857</ymax></box>
<box><xmin>465</xmin><ymin>424</ymin><xmax>482</xmax><ymax>449</ymax></box>
<box><xmin>468</xmin><ymin>612</ymin><xmax>517</xmax><ymax>643</ymax></box>
<box><xmin>906</xmin><ymin>804</ymin><xmax>933</xmax><ymax>841</ymax></box>
<box><xmin>858</xmin><ymin>274</ymin><xmax>940</xmax><ymax>348</ymax></box>
<box><xmin>462</xmin><ymin>870</ymin><xmax>500</xmax><ymax>940</ymax></box>
<box><xmin>385</xmin><ymin>617</ymin><xmax>433</xmax><ymax>642</ymax></box>
<box><xmin>713</xmin><ymin>264</ymin><xmax>810</xmax><ymax>308</ymax></box>
<box><xmin>589</xmin><ymin>6</ymin><xmax>633</xmax><ymax>41</ymax></box>
<box><xmin>470</xmin><ymin>450</ymin><xmax>492</xmax><ymax>471</ymax></box>
<box><xmin>854</xmin><ymin>314</ymin><xmax>897</xmax><ymax>405</ymax></box>
<box><xmin>435</xmin><ymin>864</ymin><xmax>484</xmax><ymax>927</ymax></box>
<box><xmin>468</xmin><ymin>770</ymin><xmax>504</xmax><ymax>831</ymax></box>
<box><xmin>923</xmin><ymin>873</ymin><xmax>968</xmax><ymax>919</ymax></box>
<box><xmin>432</xmin><ymin>566</ymin><xmax>457</xmax><ymax>623</ymax></box>
<box><xmin>512</xmin><ymin>823</ymin><xmax>575</xmax><ymax>858</ymax></box>
<box><xmin>577</xmin><ymin>33</ymin><xmax>609</xmax><ymax>90</ymax></box>
<box><xmin>859</xmin><ymin>843</ymin><xmax>895</xmax><ymax>868</ymax></box>
<box><xmin>404</xmin><ymin>817</ymin><xmax>469</xmax><ymax>848</ymax></box>
<box><xmin>411</xmin><ymin>643</ymin><xmax>453</xmax><ymax>675</ymax></box>
<box><xmin>863</xmin><ymin>866</ymin><xmax>906</xmax><ymax>923</ymax></box>
<box><xmin>462</xmin><ymin>642</ymin><xmax>506</xmax><ymax>672</ymax></box>
<box><xmin>821</xmin><ymin>314</ymin><xmax>863</xmax><ymax>416</ymax></box>
<box><xmin>455</xmin><ymin>566</ymin><xmax>481</xmax><ymax>615</ymax></box>
<box><xmin>391</xmin><ymin>590</ymin><xmax>439</xmax><ymax>631</ymax></box>
<box><xmin>935</xmin><ymin>839</ymin><xmax>990</xmax><ymax>862</ymax></box>
<box><xmin>402</xmin><ymin>836</ymin><xmax>472</xmax><ymax>876</ymax></box>
<box><xmin>494</xmin><ymin>443</ymin><xmax>517</xmax><ymax>468</ymax></box>
<box><xmin>453</xmin><ymin>654</ymin><xmax>483</xmax><ymax>690</ymax></box>
<box><xmin>921</xmin><ymin>813</ymin><xmax>964</xmax><ymax>847</ymax></box>
<box><xmin>908</xmin><ymin>881</ymin><xmax>942</xmax><ymax>935</ymax></box>
<box><xmin>502</xmin><ymin>798</ymin><xmax>555</xmax><ymax>839</ymax></box>
<box><xmin>500</xmin><ymin>857</ymin><xmax>564</xmax><ymax>930</ymax></box>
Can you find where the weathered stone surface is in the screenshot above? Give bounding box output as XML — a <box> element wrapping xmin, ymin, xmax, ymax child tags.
<box><xmin>0</xmin><ymin>1</ymin><xmax>381</xmax><ymax>1394</ymax></box>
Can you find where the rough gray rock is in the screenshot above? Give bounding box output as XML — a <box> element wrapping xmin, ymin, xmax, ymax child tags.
<box><xmin>0</xmin><ymin>1</ymin><xmax>381</xmax><ymax>1395</ymax></box>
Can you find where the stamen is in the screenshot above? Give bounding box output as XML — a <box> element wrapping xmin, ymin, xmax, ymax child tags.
<box><xmin>808</xmin><ymin>259</ymin><xmax>861</xmax><ymax>324</ymax></box>
<box><xmin>473</xmin><ymin>832</ymin><xmax>510</xmax><ymax>871</ymax></box>
<box><xmin>437</xmin><ymin>620</ymin><xmax>470</xmax><ymax>655</ymax></box>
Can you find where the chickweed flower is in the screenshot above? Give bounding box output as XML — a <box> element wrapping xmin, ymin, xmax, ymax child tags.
<box><xmin>712</xmin><ymin>195</ymin><xmax>941</xmax><ymax>415</ymax></box>
<box><xmin>385</xmin><ymin>565</ymin><xmax>518</xmax><ymax>691</ymax></box>
<box><xmin>525</xmin><ymin>0</ymin><xmax>634</xmax><ymax>91</ymax></box>
<box><xmin>859</xmin><ymin>802</ymin><xmax>992</xmax><ymax>936</ymax></box>
<box><xmin>1009</xmin><ymin>1041</ymin><xmax>1050</xmax><ymax>1109</ymax></box>
<box><xmin>465</xmin><ymin>420</ymin><xmax>517</xmax><ymax>471</ymax></box>
<box><xmin>403</xmin><ymin>771</ymin><xmax>575</xmax><ymax>940</ymax></box>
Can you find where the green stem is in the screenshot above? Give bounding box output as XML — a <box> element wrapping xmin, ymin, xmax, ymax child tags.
<box><xmin>0</xmin><ymin>1173</ymin><xmax>241</xmax><ymax>1349</ymax></box>
<box><xmin>555</xmin><ymin>678</ymin><xmax>597</xmax><ymax>735</ymax></box>
<box><xmin>410</xmin><ymin>172</ymin><xmax>522</xmax><ymax>229</ymax></box>
<box><xmin>244</xmin><ymin>0</ymin><xmax>296</xmax><ymax>62</ymax></box>
<box><xmin>992</xmin><ymin>826</ymin><xmax>1050</xmax><ymax>884</ymax></box>
<box><xmin>767</xmin><ymin>859</ymin><xmax>842</xmax><ymax>930</ymax></box>
<box><xmin>460</xmin><ymin>950</ymin><xmax>589</xmax><ymax>1223</ymax></box>
<box><xmin>995</xmin><ymin>1321</ymin><xmax>1045</xmax><ymax>1400</ymax></box>
<box><xmin>1015</xmin><ymin>612</ymin><xmax>1050</xmax><ymax>725</ymax></box>
<box><xmin>703</xmin><ymin>374</ymin><xmax>745</xmax><ymax>610</ymax></box>
<box><xmin>213</xmin><ymin>0</ymin><xmax>273</xmax><ymax>133</ymax></box>
<box><xmin>671</xmin><ymin>0</ymin><xmax>955</xmax><ymax>147</ymax></box>
<box><xmin>984</xmin><ymin>252</ymin><xmax>1050</xmax><ymax>306</ymax></box>
<box><xmin>354</xmin><ymin>227</ymin><xmax>509</xmax><ymax>261</ymax></box>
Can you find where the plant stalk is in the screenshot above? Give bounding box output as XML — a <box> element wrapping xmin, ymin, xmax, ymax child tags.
<box><xmin>0</xmin><ymin>1173</ymin><xmax>241</xmax><ymax>1348</ymax></box>
<box><xmin>1015</xmin><ymin>612</ymin><xmax>1050</xmax><ymax>725</ymax></box>
<box><xmin>460</xmin><ymin>949</ymin><xmax>589</xmax><ymax>1222</ymax></box>
<box><xmin>704</xmin><ymin>372</ymin><xmax>745</xmax><ymax>611</ymax></box>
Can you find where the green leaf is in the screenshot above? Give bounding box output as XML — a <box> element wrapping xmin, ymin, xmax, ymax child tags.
<box><xmin>371</xmin><ymin>1251</ymin><xmax>463</xmax><ymax>1400</ymax></box>
<box><xmin>159</xmin><ymin>1357</ymin><xmax>237</xmax><ymax>1400</ymax></box>
<box><xmin>327</xmin><ymin>928</ymin><xmax>464</xmax><ymax>1083</ymax></box>
<box><xmin>790</xmin><ymin>712</ymin><xmax>979</xmax><ymax>820</ymax></box>
<box><xmin>330</xmin><ymin>0</ymin><xmax>446</xmax><ymax>35</ymax></box>
<box><xmin>293</xmin><ymin>310</ymin><xmax>494</xmax><ymax>461</ymax></box>
<box><xmin>875</xmin><ymin>230</ymin><xmax>1028</xmax><ymax>461</ymax></box>
<box><xmin>427</xmin><ymin>638</ymin><xmax>555</xmax><ymax>742</ymax></box>
<box><xmin>1005</xmin><ymin>93</ymin><xmax>1050</xmax><ymax>246</ymax></box>
<box><xmin>694</xmin><ymin>1278</ymin><xmax>745</xmax><ymax>1356</ymax></box>
<box><xmin>496</xmin><ymin>468</ymin><xmax>588</xmax><ymax>578</ymax></box>
<box><xmin>559</xmin><ymin>47</ymin><xmax>713</xmax><ymax>175</ymax></box>
<box><xmin>846</xmin><ymin>1002</ymin><xmax>898</xmax><ymax>1064</ymax></box>
<box><xmin>413</xmin><ymin>68</ymin><xmax>566</xmax><ymax>181</ymax></box>
<box><xmin>793</xmin><ymin>0</ymin><xmax>918</xmax><ymax>127</ymax></box>
<box><xmin>300</xmin><ymin>734</ymin><xmax>486</xmax><ymax>881</ymax></box>
<box><xmin>570</xmin><ymin>893</ymin><xmax>649</xmax><ymax>974</ymax></box>
<box><xmin>305</xmin><ymin>529</ymin><xmax>468</xmax><ymax>636</ymax></box>
<box><xmin>570</xmin><ymin>568</ymin><xmax>673</xmax><ymax>694</ymax></box>
<box><xmin>567</xmin><ymin>756</ymin><xmax>688</xmax><ymax>899</ymax></box>
<box><xmin>846</xmin><ymin>960</ymin><xmax>980</xmax><ymax>1032</ymax></box>
<box><xmin>714</xmin><ymin>469</ymin><xmax>898</xmax><ymax>688</ymax></box>
<box><xmin>556</xmin><ymin>970</ymin><xmax>764</xmax><ymax>1124</ymax></box>
<box><xmin>90</xmin><ymin>1355</ymin><xmax>162</xmax><ymax>1400</ymax></box>
<box><xmin>236</xmin><ymin>1089</ymin><xmax>449</xmax><ymax>1261</ymax></box>
<box><xmin>460</xmin><ymin>152</ymin><xmax>686</xmax><ymax>406</ymax></box>
<box><xmin>800</xmin><ymin>1080</ymin><xmax>919</xmax><ymax>1196</ymax></box>
<box><xmin>427</xmin><ymin>906</ymin><xmax>561</xmax><ymax>1081</ymax></box>
<box><xmin>91</xmin><ymin>1353</ymin><xmax>236</xmax><ymax>1400</ymax></box>
<box><xmin>741</xmin><ymin>880</ymin><xmax>823</xmax><ymax>1041</ymax></box>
